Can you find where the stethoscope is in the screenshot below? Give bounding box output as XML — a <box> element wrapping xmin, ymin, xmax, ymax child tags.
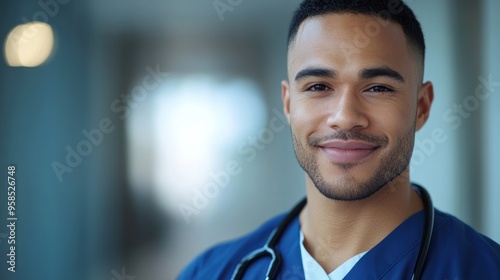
<box><xmin>231</xmin><ymin>184</ymin><xmax>435</xmax><ymax>280</ymax></box>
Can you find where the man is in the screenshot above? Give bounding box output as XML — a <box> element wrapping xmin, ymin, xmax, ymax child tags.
<box><xmin>178</xmin><ymin>0</ymin><xmax>500</xmax><ymax>279</ymax></box>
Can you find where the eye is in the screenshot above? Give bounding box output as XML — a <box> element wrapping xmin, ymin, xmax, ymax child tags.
<box><xmin>367</xmin><ymin>85</ymin><xmax>393</xmax><ymax>92</ymax></box>
<box><xmin>306</xmin><ymin>84</ymin><xmax>331</xmax><ymax>91</ymax></box>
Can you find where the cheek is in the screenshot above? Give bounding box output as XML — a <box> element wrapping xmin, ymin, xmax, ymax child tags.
<box><xmin>289</xmin><ymin>99</ymin><xmax>327</xmax><ymax>135</ymax></box>
<box><xmin>370</xmin><ymin>100</ymin><xmax>416</xmax><ymax>138</ymax></box>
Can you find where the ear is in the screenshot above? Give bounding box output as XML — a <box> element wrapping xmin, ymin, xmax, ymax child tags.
<box><xmin>415</xmin><ymin>81</ymin><xmax>434</xmax><ymax>131</ymax></box>
<box><xmin>281</xmin><ymin>80</ymin><xmax>291</xmax><ymax>124</ymax></box>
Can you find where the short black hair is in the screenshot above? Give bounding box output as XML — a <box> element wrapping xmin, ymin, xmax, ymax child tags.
<box><xmin>288</xmin><ymin>0</ymin><xmax>425</xmax><ymax>60</ymax></box>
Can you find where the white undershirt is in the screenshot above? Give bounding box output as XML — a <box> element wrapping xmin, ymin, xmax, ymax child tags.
<box><xmin>300</xmin><ymin>231</ymin><xmax>367</xmax><ymax>280</ymax></box>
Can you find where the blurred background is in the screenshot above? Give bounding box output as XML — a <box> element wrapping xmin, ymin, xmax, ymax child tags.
<box><xmin>0</xmin><ymin>0</ymin><xmax>499</xmax><ymax>279</ymax></box>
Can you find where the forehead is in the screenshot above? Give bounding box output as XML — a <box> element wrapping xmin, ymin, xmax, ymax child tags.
<box><xmin>288</xmin><ymin>13</ymin><xmax>419</xmax><ymax>83</ymax></box>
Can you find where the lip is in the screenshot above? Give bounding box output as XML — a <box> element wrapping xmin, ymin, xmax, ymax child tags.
<box><xmin>318</xmin><ymin>140</ymin><xmax>379</xmax><ymax>163</ymax></box>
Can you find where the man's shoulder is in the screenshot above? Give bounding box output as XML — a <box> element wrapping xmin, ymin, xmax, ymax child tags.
<box><xmin>177</xmin><ymin>213</ymin><xmax>287</xmax><ymax>279</ymax></box>
<box><xmin>428</xmin><ymin>209</ymin><xmax>500</xmax><ymax>275</ymax></box>
<box><xmin>434</xmin><ymin>209</ymin><xmax>500</xmax><ymax>251</ymax></box>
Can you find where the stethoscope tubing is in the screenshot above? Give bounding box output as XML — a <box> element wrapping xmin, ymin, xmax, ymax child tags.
<box><xmin>231</xmin><ymin>199</ymin><xmax>306</xmax><ymax>280</ymax></box>
<box><xmin>412</xmin><ymin>185</ymin><xmax>435</xmax><ymax>279</ymax></box>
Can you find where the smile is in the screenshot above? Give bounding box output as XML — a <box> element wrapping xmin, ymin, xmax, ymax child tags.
<box><xmin>318</xmin><ymin>141</ymin><xmax>380</xmax><ymax>163</ymax></box>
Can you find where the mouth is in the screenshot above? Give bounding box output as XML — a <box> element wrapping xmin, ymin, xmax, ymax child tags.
<box><xmin>318</xmin><ymin>140</ymin><xmax>380</xmax><ymax>164</ymax></box>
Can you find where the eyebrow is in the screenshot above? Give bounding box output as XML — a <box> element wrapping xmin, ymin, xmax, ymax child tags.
<box><xmin>294</xmin><ymin>66</ymin><xmax>405</xmax><ymax>84</ymax></box>
<box><xmin>360</xmin><ymin>67</ymin><xmax>405</xmax><ymax>83</ymax></box>
<box><xmin>294</xmin><ymin>67</ymin><xmax>336</xmax><ymax>81</ymax></box>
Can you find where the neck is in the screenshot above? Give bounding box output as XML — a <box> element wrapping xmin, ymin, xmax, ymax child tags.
<box><xmin>299</xmin><ymin>169</ymin><xmax>423</xmax><ymax>273</ymax></box>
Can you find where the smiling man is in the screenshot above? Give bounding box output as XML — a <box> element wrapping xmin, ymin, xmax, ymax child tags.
<box><xmin>178</xmin><ymin>1</ymin><xmax>500</xmax><ymax>279</ymax></box>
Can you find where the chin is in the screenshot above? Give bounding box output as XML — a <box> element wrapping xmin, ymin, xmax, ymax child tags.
<box><xmin>314</xmin><ymin>166</ymin><xmax>389</xmax><ymax>201</ymax></box>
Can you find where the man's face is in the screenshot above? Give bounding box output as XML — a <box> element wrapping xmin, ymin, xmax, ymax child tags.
<box><xmin>282</xmin><ymin>13</ymin><xmax>433</xmax><ymax>201</ymax></box>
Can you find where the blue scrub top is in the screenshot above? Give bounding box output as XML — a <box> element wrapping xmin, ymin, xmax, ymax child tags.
<box><xmin>178</xmin><ymin>208</ymin><xmax>500</xmax><ymax>279</ymax></box>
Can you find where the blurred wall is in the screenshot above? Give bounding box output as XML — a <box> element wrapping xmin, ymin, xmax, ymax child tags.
<box><xmin>483</xmin><ymin>0</ymin><xmax>500</xmax><ymax>246</ymax></box>
<box><xmin>409</xmin><ymin>0</ymin><xmax>500</xmax><ymax>235</ymax></box>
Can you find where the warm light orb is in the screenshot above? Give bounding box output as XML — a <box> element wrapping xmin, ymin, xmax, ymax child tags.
<box><xmin>4</xmin><ymin>22</ymin><xmax>54</xmax><ymax>67</ymax></box>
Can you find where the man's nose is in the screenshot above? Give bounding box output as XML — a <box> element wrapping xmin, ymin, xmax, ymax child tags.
<box><xmin>326</xmin><ymin>91</ymin><xmax>369</xmax><ymax>131</ymax></box>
